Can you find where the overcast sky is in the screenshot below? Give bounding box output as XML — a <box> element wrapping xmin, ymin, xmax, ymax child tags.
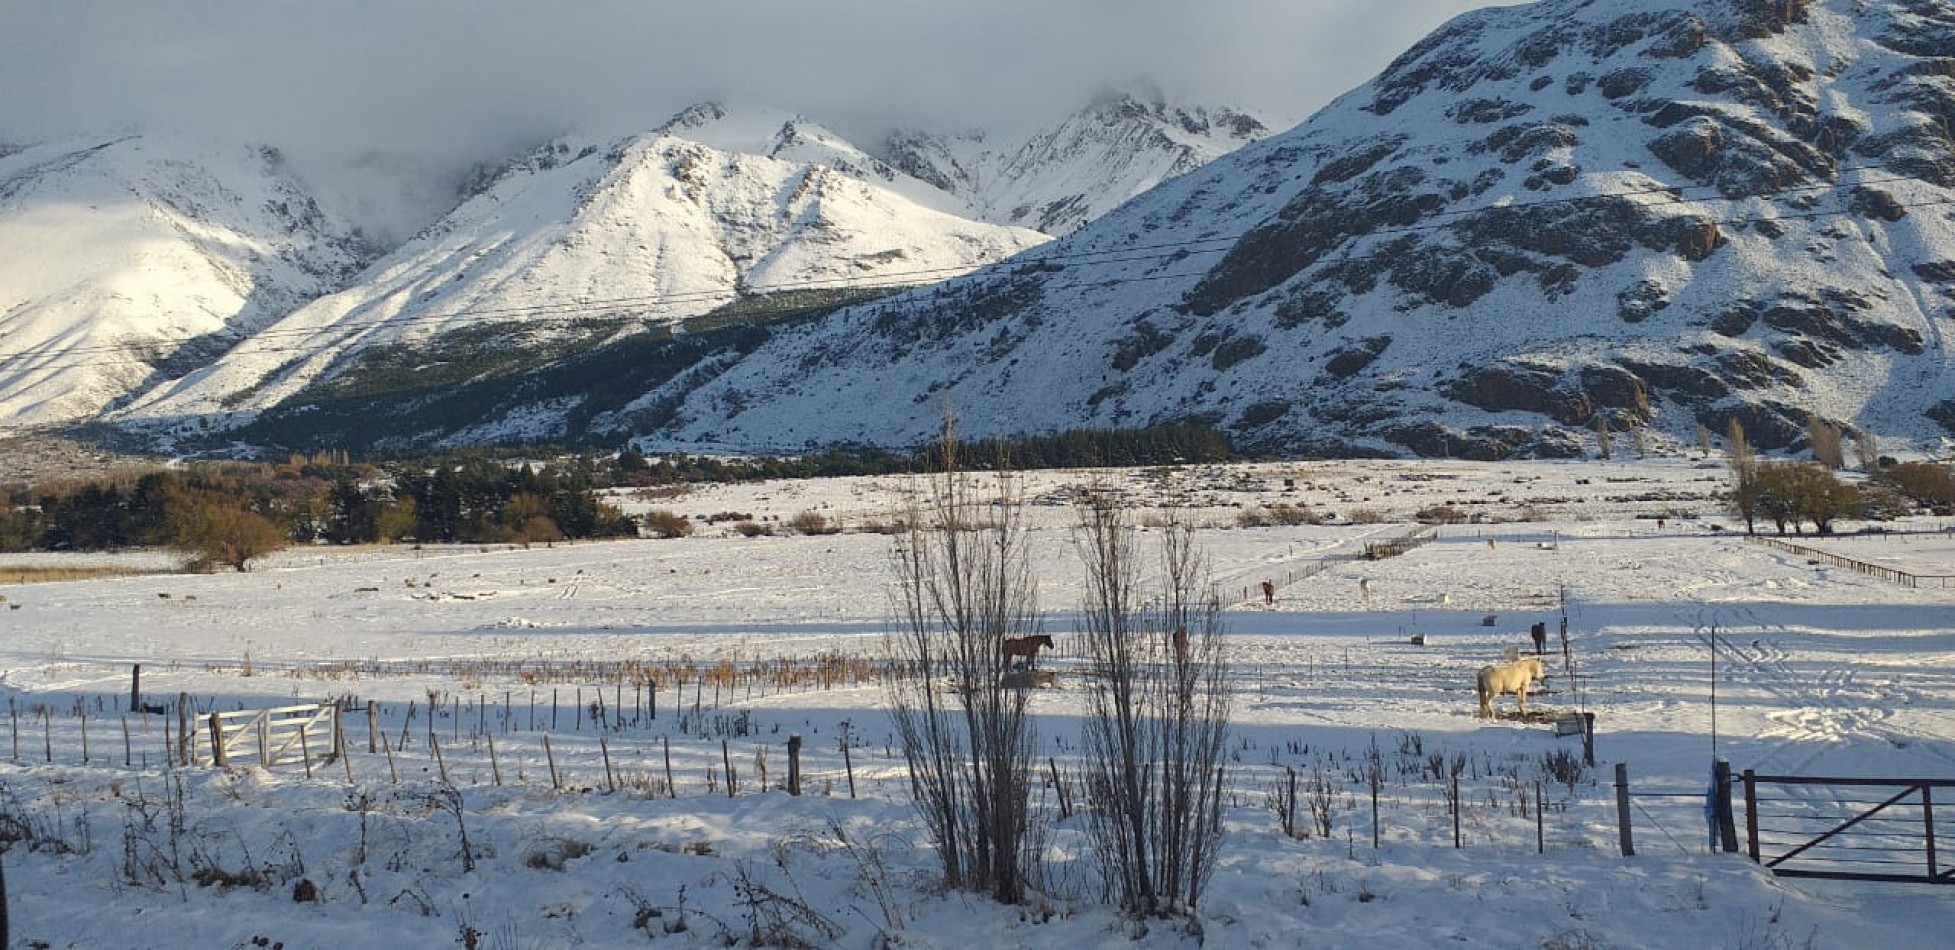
<box><xmin>1</xmin><ymin>1</ymin><xmax>1496</xmax><ymax>235</ymax></box>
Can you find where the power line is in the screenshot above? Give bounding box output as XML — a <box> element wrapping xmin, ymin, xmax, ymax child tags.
<box><xmin>0</xmin><ymin>163</ymin><xmax>1941</xmax><ymax>378</ymax></box>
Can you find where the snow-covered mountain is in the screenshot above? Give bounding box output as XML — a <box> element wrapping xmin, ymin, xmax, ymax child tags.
<box><xmin>112</xmin><ymin>120</ymin><xmax>1047</xmax><ymax>439</ymax></box>
<box><xmin>0</xmin><ymin>135</ymin><xmax>374</xmax><ymax>428</ymax></box>
<box><xmin>637</xmin><ymin>0</ymin><xmax>1955</xmax><ymax>458</ymax></box>
<box><xmin>0</xmin><ymin>90</ymin><xmax>1273</xmax><ymax>444</ymax></box>
<box><xmin>882</xmin><ymin>89</ymin><xmax>1272</xmax><ymax>235</ymax></box>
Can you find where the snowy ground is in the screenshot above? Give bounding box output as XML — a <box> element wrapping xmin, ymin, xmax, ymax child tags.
<box><xmin>1</xmin><ymin>458</ymin><xmax>1952</xmax><ymax>948</ymax></box>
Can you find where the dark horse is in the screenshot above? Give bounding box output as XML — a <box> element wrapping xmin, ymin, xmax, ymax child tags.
<box><xmin>1002</xmin><ymin>634</ymin><xmax>1055</xmax><ymax>669</ymax></box>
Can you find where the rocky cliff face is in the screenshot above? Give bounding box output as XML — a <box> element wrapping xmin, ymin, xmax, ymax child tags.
<box><xmin>646</xmin><ymin>0</ymin><xmax>1955</xmax><ymax>458</ymax></box>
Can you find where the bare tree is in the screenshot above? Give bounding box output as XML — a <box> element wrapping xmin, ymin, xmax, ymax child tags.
<box><xmin>1595</xmin><ymin>415</ymin><xmax>1613</xmax><ymax>459</ymax></box>
<box><xmin>883</xmin><ymin>428</ymin><xmax>1038</xmax><ymax>904</ymax></box>
<box><xmin>1074</xmin><ymin>491</ymin><xmax>1230</xmax><ymax>918</ymax></box>
<box><xmin>1726</xmin><ymin>419</ymin><xmax>1760</xmax><ymax>534</ymax></box>
<box><xmin>1853</xmin><ymin>428</ymin><xmax>1881</xmax><ymax>473</ymax></box>
<box><xmin>1807</xmin><ymin>414</ymin><xmax>1845</xmax><ymax>470</ymax></box>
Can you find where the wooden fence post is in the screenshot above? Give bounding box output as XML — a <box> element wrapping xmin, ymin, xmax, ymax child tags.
<box><xmin>380</xmin><ymin>731</ymin><xmax>399</xmax><ymax>784</ymax></box>
<box><xmin>367</xmin><ymin>701</ymin><xmax>378</xmax><ymax>754</ymax></box>
<box><xmin>1285</xmin><ymin>767</ymin><xmax>1297</xmax><ymax>838</ymax></box>
<box><xmin>544</xmin><ymin>734</ymin><xmax>560</xmax><ymax>791</ymax></box>
<box><xmin>1713</xmin><ymin>759</ymin><xmax>1739</xmax><ymax>853</ymax></box>
<box><xmin>663</xmin><ymin>735</ymin><xmax>675</xmax><ymax>798</ymax></box>
<box><xmin>1615</xmin><ymin>763</ymin><xmax>1635</xmax><ymax>857</ymax></box>
<box><xmin>210</xmin><ymin>712</ymin><xmax>227</xmax><ymax>767</ymax></box>
<box><xmin>842</xmin><ymin>734</ymin><xmax>856</xmax><ymax>799</ymax></box>
<box><xmin>722</xmin><ymin>739</ymin><xmax>736</xmax><ymax>797</ymax></box>
<box><xmin>600</xmin><ymin>736</ymin><xmax>616</xmax><ymax>793</ymax></box>
<box><xmin>1</xmin><ymin>845</ymin><xmax>8</xmax><ymax>950</ymax></box>
<box><xmin>129</xmin><ymin>664</ymin><xmax>141</xmax><ymax>713</ymax></box>
<box><xmin>1582</xmin><ymin>712</ymin><xmax>1595</xmax><ymax>767</ymax></box>
<box><xmin>787</xmin><ymin>734</ymin><xmax>802</xmax><ymax>796</ymax></box>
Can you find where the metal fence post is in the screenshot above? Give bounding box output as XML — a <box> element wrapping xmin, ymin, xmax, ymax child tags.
<box><xmin>1924</xmin><ymin>784</ymin><xmax>1938</xmax><ymax>880</ymax></box>
<box><xmin>1615</xmin><ymin>763</ymin><xmax>1634</xmax><ymax>856</ymax></box>
<box><xmin>1742</xmin><ymin>769</ymin><xmax>1760</xmax><ymax>863</ymax></box>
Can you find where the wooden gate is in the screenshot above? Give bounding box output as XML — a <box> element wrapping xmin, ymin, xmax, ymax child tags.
<box><xmin>1742</xmin><ymin>771</ymin><xmax>1955</xmax><ymax>884</ymax></box>
<box><xmin>203</xmin><ymin>703</ymin><xmax>341</xmax><ymax>771</ymax></box>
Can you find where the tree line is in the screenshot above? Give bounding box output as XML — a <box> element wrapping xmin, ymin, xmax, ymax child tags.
<box><xmin>0</xmin><ymin>453</ymin><xmax>636</xmax><ymax>570</ymax></box>
<box><xmin>1724</xmin><ymin>420</ymin><xmax>1955</xmax><ymax>535</ymax></box>
<box><xmin>612</xmin><ymin>423</ymin><xmax>1234</xmax><ymax>486</ymax></box>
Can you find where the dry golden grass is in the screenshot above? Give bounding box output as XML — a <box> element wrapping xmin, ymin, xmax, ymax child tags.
<box><xmin>0</xmin><ymin>565</ymin><xmax>160</xmax><ymax>584</ymax></box>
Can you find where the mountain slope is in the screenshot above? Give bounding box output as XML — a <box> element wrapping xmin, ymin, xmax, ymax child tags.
<box><xmin>112</xmin><ymin>124</ymin><xmax>1047</xmax><ymax>442</ymax></box>
<box><xmin>881</xmin><ymin>90</ymin><xmax>1272</xmax><ymax>235</ymax></box>
<box><xmin>646</xmin><ymin>0</ymin><xmax>1955</xmax><ymax>458</ymax></box>
<box><xmin>0</xmin><ymin>135</ymin><xmax>373</xmax><ymax>429</ymax></box>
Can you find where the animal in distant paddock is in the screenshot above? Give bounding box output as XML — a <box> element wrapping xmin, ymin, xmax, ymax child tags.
<box><xmin>1476</xmin><ymin>657</ymin><xmax>1547</xmax><ymax>719</ymax></box>
<box><xmin>1002</xmin><ymin>634</ymin><xmax>1055</xmax><ymax>669</ymax></box>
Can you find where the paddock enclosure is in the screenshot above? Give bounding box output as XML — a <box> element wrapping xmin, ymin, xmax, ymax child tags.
<box><xmin>2</xmin><ymin>459</ymin><xmax>1953</xmax><ymax>947</ymax></box>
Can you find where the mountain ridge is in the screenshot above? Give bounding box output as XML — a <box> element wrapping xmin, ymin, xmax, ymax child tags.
<box><xmin>0</xmin><ymin>90</ymin><xmax>1271</xmax><ymax>445</ymax></box>
<box><xmin>636</xmin><ymin>0</ymin><xmax>1955</xmax><ymax>459</ymax></box>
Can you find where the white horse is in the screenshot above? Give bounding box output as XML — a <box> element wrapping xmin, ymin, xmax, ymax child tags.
<box><xmin>1476</xmin><ymin>657</ymin><xmax>1547</xmax><ymax>719</ymax></box>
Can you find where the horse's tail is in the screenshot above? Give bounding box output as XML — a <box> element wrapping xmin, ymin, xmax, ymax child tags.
<box><xmin>1475</xmin><ymin>667</ymin><xmax>1491</xmax><ymax>716</ymax></box>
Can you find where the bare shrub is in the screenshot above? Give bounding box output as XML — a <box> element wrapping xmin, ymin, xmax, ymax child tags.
<box><xmin>1233</xmin><ymin>508</ymin><xmax>1274</xmax><ymax>528</ymax></box>
<box><xmin>1235</xmin><ymin>503</ymin><xmax>1317</xmax><ymax>528</ymax></box>
<box><xmin>733</xmin><ymin>521</ymin><xmax>771</xmax><ymax>538</ymax></box>
<box><xmin>855</xmin><ymin>515</ymin><xmax>911</xmax><ymax>535</ymax></box>
<box><xmin>1539</xmin><ymin>748</ymin><xmax>1587</xmax><ymax>794</ymax></box>
<box><xmin>1343</xmin><ymin>506</ymin><xmax>1389</xmax><ymax>524</ymax></box>
<box><xmin>1414</xmin><ymin>504</ymin><xmax>1468</xmax><ymax>525</ymax></box>
<box><xmin>786</xmin><ymin>510</ymin><xmax>839</xmax><ymax>536</ymax></box>
<box><xmin>883</xmin><ymin>428</ymin><xmax>1038</xmax><ymax>904</ymax></box>
<box><xmin>640</xmin><ymin>510</ymin><xmax>694</xmax><ymax>539</ymax></box>
<box><xmin>1075</xmin><ymin>493</ymin><xmax>1230</xmax><ymax>918</ymax></box>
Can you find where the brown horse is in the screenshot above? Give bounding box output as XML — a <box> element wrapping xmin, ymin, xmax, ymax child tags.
<box><xmin>1003</xmin><ymin>634</ymin><xmax>1055</xmax><ymax>669</ymax></box>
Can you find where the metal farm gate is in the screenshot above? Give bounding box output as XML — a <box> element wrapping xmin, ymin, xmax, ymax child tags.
<box><xmin>1742</xmin><ymin>772</ymin><xmax>1955</xmax><ymax>884</ymax></box>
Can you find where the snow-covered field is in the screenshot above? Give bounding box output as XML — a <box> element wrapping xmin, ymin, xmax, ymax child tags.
<box><xmin>1</xmin><ymin>458</ymin><xmax>1952</xmax><ymax>948</ymax></box>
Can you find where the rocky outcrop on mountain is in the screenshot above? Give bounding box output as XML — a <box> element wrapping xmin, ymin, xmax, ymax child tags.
<box><xmin>635</xmin><ymin>0</ymin><xmax>1955</xmax><ymax>459</ymax></box>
